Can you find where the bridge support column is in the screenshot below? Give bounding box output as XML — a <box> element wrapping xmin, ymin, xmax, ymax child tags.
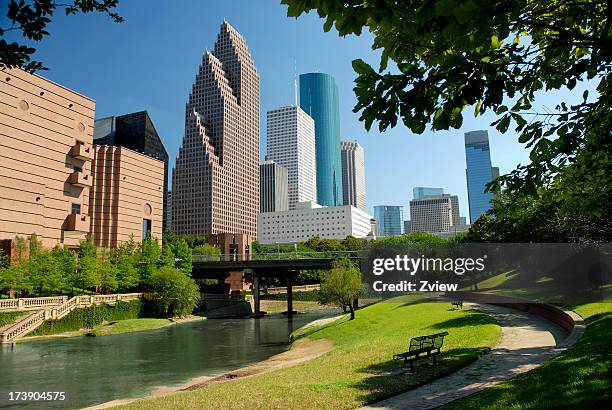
<box><xmin>250</xmin><ymin>269</ymin><xmax>260</xmax><ymax>316</ymax></box>
<box><xmin>287</xmin><ymin>274</ymin><xmax>293</xmax><ymax>317</ymax></box>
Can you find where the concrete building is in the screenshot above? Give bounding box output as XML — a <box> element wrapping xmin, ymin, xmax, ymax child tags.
<box><xmin>257</xmin><ymin>201</ymin><xmax>372</xmax><ymax>245</ymax></box>
<box><xmin>93</xmin><ymin>111</ymin><xmax>169</xmax><ymax>230</ymax></box>
<box><xmin>172</xmin><ymin>21</ymin><xmax>259</xmax><ymax>237</ymax></box>
<box><xmin>0</xmin><ymin>68</ymin><xmax>95</xmax><ymax>248</ymax></box>
<box><xmin>260</xmin><ymin>160</ymin><xmax>288</xmax><ymax>212</ymax></box>
<box><xmin>373</xmin><ymin>205</ymin><xmax>404</xmax><ymax>237</ymax></box>
<box><xmin>299</xmin><ymin>73</ymin><xmax>343</xmax><ymax>206</ymax></box>
<box><xmin>410</xmin><ymin>194</ymin><xmax>458</xmax><ymax>233</ymax></box>
<box><xmin>413</xmin><ymin>187</ymin><xmax>445</xmax><ymax>199</ymax></box>
<box><xmin>404</xmin><ymin>220</ymin><xmax>411</xmax><ymax>234</ymax></box>
<box><xmin>266</xmin><ymin>105</ymin><xmax>316</xmax><ymax>209</ymax></box>
<box><xmin>340</xmin><ymin>140</ymin><xmax>366</xmax><ymax>212</ymax></box>
<box><xmin>89</xmin><ymin>146</ymin><xmax>165</xmax><ymax>247</ymax></box>
<box><xmin>166</xmin><ymin>191</ymin><xmax>172</xmax><ymax>231</ymax></box>
<box><xmin>465</xmin><ymin>130</ymin><xmax>497</xmax><ymax>223</ymax></box>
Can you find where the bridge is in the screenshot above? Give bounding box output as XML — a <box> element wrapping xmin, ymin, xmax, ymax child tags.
<box><xmin>191</xmin><ymin>251</ymin><xmax>360</xmax><ymax>316</ymax></box>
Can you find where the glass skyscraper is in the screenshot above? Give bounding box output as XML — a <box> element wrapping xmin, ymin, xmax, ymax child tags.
<box><xmin>299</xmin><ymin>73</ymin><xmax>343</xmax><ymax>207</ymax></box>
<box><xmin>413</xmin><ymin>187</ymin><xmax>445</xmax><ymax>199</ymax></box>
<box><xmin>465</xmin><ymin>130</ymin><xmax>494</xmax><ymax>223</ymax></box>
<box><xmin>373</xmin><ymin>205</ymin><xmax>404</xmax><ymax>237</ymax></box>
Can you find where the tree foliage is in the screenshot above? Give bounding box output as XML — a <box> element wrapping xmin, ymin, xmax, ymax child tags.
<box><xmin>1</xmin><ymin>0</ymin><xmax>123</xmax><ymax>72</ymax></box>
<box><xmin>319</xmin><ymin>259</ymin><xmax>363</xmax><ymax>320</ymax></box>
<box><xmin>146</xmin><ymin>266</ymin><xmax>200</xmax><ymax>318</ymax></box>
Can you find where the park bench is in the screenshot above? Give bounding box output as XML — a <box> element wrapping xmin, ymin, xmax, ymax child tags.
<box><xmin>393</xmin><ymin>331</ymin><xmax>449</xmax><ymax>372</ymax></box>
<box><xmin>451</xmin><ymin>300</ymin><xmax>463</xmax><ymax>309</ymax></box>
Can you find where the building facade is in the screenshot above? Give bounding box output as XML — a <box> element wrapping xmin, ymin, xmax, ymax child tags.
<box><xmin>299</xmin><ymin>73</ymin><xmax>343</xmax><ymax>207</ymax></box>
<box><xmin>373</xmin><ymin>205</ymin><xmax>404</xmax><ymax>237</ymax></box>
<box><xmin>266</xmin><ymin>105</ymin><xmax>316</xmax><ymax>209</ymax></box>
<box><xmin>465</xmin><ymin>130</ymin><xmax>495</xmax><ymax>223</ymax></box>
<box><xmin>172</xmin><ymin>21</ymin><xmax>260</xmax><ymax>237</ymax></box>
<box><xmin>409</xmin><ymin>194</ymin><xmax>459</xmax><ymax>233</ymax></box>
<box><xmin>93</xmin><ymin>111</ymin><xmax>169</xmax><ymax>231</ymax></box>
<box><xmin>413</xmin><ymin>186</ymin><xmax>445</xmax><ymax>199</ymax></box>
<box><xmin>89</xmin><ymin>146</ymin><xmax>164</xmax><ymax>247</ymax></box>
<box><xmin>340</xmin><ymin>140</ymin><xmax>366</xmax><ymax>212</ymax></box>
<box><xmin>260</xmin><ymin>160</ymin><xmax>289</xmax><ymax>212</ymax></box>
<box><xmin>0</xmin><ymin>68</ymin><xmax>95</xmax><ymax>247</ymax></box>
<box><xmin>257</xmin><ymin>202</ymin><xmax>372</xmax><ymax>245</ymax></box>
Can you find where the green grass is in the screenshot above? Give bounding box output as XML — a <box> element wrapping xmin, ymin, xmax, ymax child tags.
<box><xmin>0</xmin><ymin>311</ymin><xmax>26</xmax><ymax>328</ymax></box>
<box><xmin>86</xmin><ymin>318</ymin><xmax>171</xmax><ymax>337</ymax></box>
<box><xmin>442</xmin><ymin>302</ymin><xmax>612</xmax><ymax>409</ymax></box>
<box><xmin>120</xmin><ymin>296</ymin><xmax>501</xmax><ymax>410</ymax></box>
<box><xmin>259</xmin><ymin>300</ymin><xmax>329</xmax><ymax>313</ymax></box>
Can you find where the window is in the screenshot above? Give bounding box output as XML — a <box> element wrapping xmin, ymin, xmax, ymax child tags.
<box><xmin>142</xmin><ymin>219</ymin><xmax>152</xmax><ymax>240</ymax></box>
<box><xmin>71</xmin><ymin>203</ymin><xmax>81</xmax><ymax>215</ymax></box>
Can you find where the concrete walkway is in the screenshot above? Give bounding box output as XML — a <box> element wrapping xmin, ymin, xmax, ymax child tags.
<box><xmin>360</xmin><ymin>303</ymin><xmax>582</xmax><ymax>410</ymax></box>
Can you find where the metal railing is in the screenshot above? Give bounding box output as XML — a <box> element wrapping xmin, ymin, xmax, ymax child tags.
<box><xmin>192</xmin><ymin>251</ymin><xmax>360</xmax><ymax>263</ymax></box>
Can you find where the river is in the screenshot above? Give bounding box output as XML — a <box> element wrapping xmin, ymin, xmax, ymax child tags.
<box><xmin>0</xmin><ymin>310</ymin><xmax>337</xmax><ymax>409</ymax></box>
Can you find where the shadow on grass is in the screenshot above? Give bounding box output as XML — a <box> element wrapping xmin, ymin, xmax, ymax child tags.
<box><xmin>431</xmin><ymin>309</ymin><xmax>498</xmax><ymax>330</ymax></box>
<box><xmin>351</xmin><ymin>347</ymin><xmax>489</xmax><ymax>405</ymax></box>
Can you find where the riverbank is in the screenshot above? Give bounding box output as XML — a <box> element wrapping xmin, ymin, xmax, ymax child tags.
<box><xmin>113</xmin><ymin>296</ymin><xmax>501</xmax><ymax>409</ymax></box>
<box><xmin>18</xmin><ymin>316</ymin><xmax>205</xmax><ymax>343</ymax></box>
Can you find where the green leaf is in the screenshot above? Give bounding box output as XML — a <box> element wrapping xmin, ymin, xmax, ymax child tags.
<box><xmin>352</xmin><ymin>59</ymin><xmax>374</xmax><ymax>75</ymax></box>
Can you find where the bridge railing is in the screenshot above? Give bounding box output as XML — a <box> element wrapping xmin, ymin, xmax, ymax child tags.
<box><xmin>192</xmin><ymin>251</ymin><xmax>360</xmax><ymax>263</ymax></box>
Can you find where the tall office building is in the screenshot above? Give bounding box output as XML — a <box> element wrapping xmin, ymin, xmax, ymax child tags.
<box><xmin>0</xmin><ymin>68</ymin><xmax>95</xmax><ymax>248</ymax></box>
<box><xmin>340</xmin><ymin>141</ymin><xmax>366</xmax><ymax>212</ymax></box>
<box><xmin>266</xmin><ymin>105</ymin><xmax>316</xmax><ymax>209</ymax></box>
<box><xmin>172</xmin><ymin>21</ymin><xmax>259</xmax><ymax>237</ymax></box>
<box><xmin>410</xmin><ymin>194</ymin><xmax>461</xmax><ymax>233</ymax></box>
<box><xmin>413</xmin><ymin>187</ymin><xmax>445</xmax><ymax>199</ymax></box>
<box><xmin>299</xmin><ymin>73</ymin><xmax>343</xmax><ymax>206</ymax></box>
<box><xmin>260</xmin><ymin>160</ymin><xmax>289</xmax><ymax>212</ymax></box>
<box><xmin>373</xmin><ymin>205</ymin><xmax>404</xmax><ymax>237</ymax></box>
<box><xmin>93</xmin><ymin>111</ymin><xmax>169</xmax><ymax>230</ymax></box>
<box><xmin>465</xmin><ymin>130</ymin><xmax>495</xmax><ymax>223</ymax></box>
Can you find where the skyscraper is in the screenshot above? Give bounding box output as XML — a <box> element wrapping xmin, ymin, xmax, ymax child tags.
<box><xmin>260</xmin><ymin>160</ymin><xmax>289</xmax><ymax>213</ymax></box>
<box><xmin>299</xmin><ymin>73</ymin><xmax>343</xmax><ymax>206</ymax></box>
<box><xmin>172</xmin><ymin>21</ymin><xmax>259</xmax><ymax>237</ymax></box>
<box><xmin>266</xmin><ymin>105</ymin><xmax>316</xmax><ymax>209</ymax></box>
<box><xmin>409</xmin><ymin>194</ymin><xmax>461</xmax><ymax>233</ymax></box>
<box><xmin>340</xmin><ymin>140</ymin><xmax>366</xmax><ymax>212</ymax></box>
<box><xmin>465</xmin><ymin>130</ymin><xmax>495</xmax><ymax>223</ymax></box>
<box><xmin>93</xmin><ymin>111</ymin><xmax>169</xmax><ymax>231</ymax></box>
<box><xmin>373</xmin><ymin>205</ymin><xmax>404</xmax><ymax>237</ymax></box>
<box><xmin>413</xmin><ymin>187</ymin><xmax>445</xmax><ymax>199</ymax></box>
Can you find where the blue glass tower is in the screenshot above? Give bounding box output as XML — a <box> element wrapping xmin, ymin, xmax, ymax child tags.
<box><xmin>465</xmin><ymin>130</ymin><xmax>494</xmax><ymax>223</ymax></box>
<box><xmin>413</xmin><ymin>187</ymin><xmax>445</xmax><ymax>199</ymax></box>
<box><xmin>373</xmin><ymin>205</ymin><xmax>404</xmax><ymax>237</ymax></box>
<box><xmin>299</xmin><ymin>73</ymin><xmax>343</xmax><ymax>206</ymax></box>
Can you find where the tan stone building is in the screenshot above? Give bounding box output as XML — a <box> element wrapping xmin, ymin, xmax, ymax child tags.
<box><xmin>172</xmin><ymin>21</ymin><xmax>260</xmax><ymax>238</ymax></box>
<box><xmin>0</xmin><ymin>68</ymin><xmax>95</xmax><ymax>248</ymax></box>
<box><xmin>89</xmin><ymin>145</ymin><xmax>164</xmax><ymax>247</ymax></box>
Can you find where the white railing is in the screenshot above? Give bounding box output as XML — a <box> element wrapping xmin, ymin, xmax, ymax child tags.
<box><xmin>0</xmin><ymin>296</ymin><xmax>67</xmax><ymax>312</ymax></box>
<box><xmin>0</xmin><ymin>293</ymin><xmax>143</xmax><ymax>343</ymax></box>
<box><xmin>265</xmin><ymin>284</ymin><xmax>320</xmax><ymax>294</ymax></box>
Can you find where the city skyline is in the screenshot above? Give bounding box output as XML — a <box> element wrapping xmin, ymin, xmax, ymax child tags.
<box><xmin>9</xmin><ymin>1</ymin><xmax>595</xmax><ymax>218</ymax></box>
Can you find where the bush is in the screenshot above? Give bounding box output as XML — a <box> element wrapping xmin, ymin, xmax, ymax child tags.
<box><xmin>29</xmin><ymin>300</ymin><xmax>144</xmax><ymax>336</ymax></box>
<box><xmin>146</xmin><ymin>266</ymin><xmax>200</xmax><ymax>318</ymax></box>
<box><xmin>0</xmin><ymin>311</ymin><xmax>26</xmax><ymax>328</ymax></box>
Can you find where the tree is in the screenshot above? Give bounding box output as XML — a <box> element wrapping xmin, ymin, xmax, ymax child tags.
<box><xmin>97</xmin><ymin>259</ymin><xmax>118</xmax><ymax>293</ymax></box>
<box><xmin>24</xmin><ymin>248</ymin><xmax>62</xmax><ymax>296</ymax></box>
<box><xmin>282</xmin><ymin>0</ymin><xmax>611</xmax><ymax>239</ymax></box>
<box><xmin>146</xmin><ymin>266</ymin><xmax>200</xmax><ymax>318</ymax></box>
<box><xmin>51</xmin><ymin>245</ymin><xmax>77</xmax><ymax>294</ymax></box>
<box><xmin>138</xmin><ymin>236</ymin><xmax>162</xmax><ymax>284</ymax></box>
<box><xmin>114</xmin><ymin>238</ymin><xmax>140</xmax><ymax>292</ymax></box>
<box><xmin>319</xmin><ymin>259</ymin><xmax>363</xmax><ymax>320</ymax></box>
<box><xmin>159</xmin><ymin>243</ymin><xmax>175</xmax><ymax>268</ymax></box>
<box><xmin>1</xmin><ymin>0</ymin><xmax>123</xmax><ymax>72</ymax></box>
<box><xmin>341</xmin><ymin>235</ymin><xmax>363</xmax><ymax>252</ymax></box>
<box><xmin>172</xmin><ymin>239</ymin><xmax>193</xmax><ymax>275</ymax></box>
<box><xmin>75</xmin><ymin>237</ymin><xmax>99</xmax><ymax>292</ymax></box>
<box><xmin>0</xmin><ymin>264</ymin><xmax>27</xmax><ymax>298</ymax></box>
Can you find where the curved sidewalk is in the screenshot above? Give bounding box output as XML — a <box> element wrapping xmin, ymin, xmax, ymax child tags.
<box><xmin>360</xmin><ymin>303</ymin><xmax>582</xmax><ymax>410</ymax></box>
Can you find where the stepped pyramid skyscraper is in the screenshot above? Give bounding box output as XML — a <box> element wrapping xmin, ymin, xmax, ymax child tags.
<box><xmin>171</xmin><ymin>21</ymin><xmax>260</xmax><ymax>236</ymax></box>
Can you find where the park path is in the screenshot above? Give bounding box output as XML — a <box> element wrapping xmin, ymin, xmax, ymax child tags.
<box><xmin>359</xmin><ymin>303</ymin><xmax>583</xmax><ymax>410</ymax></box>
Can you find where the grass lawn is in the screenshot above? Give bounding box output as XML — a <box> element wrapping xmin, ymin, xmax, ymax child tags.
<box><xmin>120</xmin><ymin>296</ymin><xmax>500</xmax><ymax>410</ymax></box>
<box><xmin>260</xmin><ymin>300</ymin><xmax>333</xmax><ymax>313</ymax></box>
<box><xmin>87</xmin><ymin>318</ymin><xmax>171</xmax><ymax>337</ymax></box>
<box><xmin>442</xmin><ymin>302</ymin><xmax>612</xmax><ymax>409</ymax></box>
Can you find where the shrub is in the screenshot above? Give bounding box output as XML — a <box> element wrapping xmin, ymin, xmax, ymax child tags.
<box><xmin>0</xmin><ymin>311</ymin><xmax>26</xmax><ymax>328</ymax></box>
<box><xmin>146</xmin><ymin>266</ymin><xmax>200</xmax><ymax>318</ymax></box>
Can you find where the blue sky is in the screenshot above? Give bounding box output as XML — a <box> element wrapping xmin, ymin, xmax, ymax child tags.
<box><xmin>2</xmin><ymin>1</ymin><xmax>592</xmax><ymax>223</ymax></box>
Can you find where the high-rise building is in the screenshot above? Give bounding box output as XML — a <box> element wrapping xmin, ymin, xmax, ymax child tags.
<box><xmin>340</xmin><ymin>141</ymin><xmax>366</xmax><ymax>212</ymax></box>
<box><xmin>172</xmin><ymin>21</ymin><xmax>259</xmax><ymax>237</ymax></box>
<box><xmin>166</xmin><ymin>191</ymin><xmax>172</xmax><ymax>231</ymax></box>
<box><xmin>465</xmin><ymin>130</ymin><xmax>495</xmax><ymax>223</ymax></box>
<box><xmin>410</xmin><ymin>194</ymin><xmax>461</xmax><ymax>233</ymax></box>
<box><xmin>257</xmin><ymin>202</ymin><xmax>372</xmax><ymax>244</ymax></box>
<box><xmin>373</xmin><ymin>205</ymin><xmax>404</xmax><ymax>237</ymax></box>
<box><xmin>93</xmin><ymin>111</ymin><xmax>169</xmax><ymax>231</ymax></box>
<box><xmin>260</xmin><ymin>160</ymin><xmax>289</xmax><ymax>212</ymax></box>
<box><xmin>404</xmin><ymin>220</ymin><xmax>411</xmax><ymax>234</ymax></box>
<box><xmin>89</xmin><ymin>146</ymin><xmax>165</xmax><ymax>247</ymax></box>
<box><xmin>299</xmin><ymin>73</ymin><xmax>343</xmax><ymax>207</ymax></box>
<box><xmin>413</xmin><ymin>187</ymin><xmax>445</xmax><ymax>199</ymax></box>
<box><xmin>0</xmin><ymin>68</ymin><xmax>95</xmax><ymax>248</ymax></box>
<box><xmin>266</xmin><ymin>105</ymin><xmax>316</xmax><ymax>209</ymax></box>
